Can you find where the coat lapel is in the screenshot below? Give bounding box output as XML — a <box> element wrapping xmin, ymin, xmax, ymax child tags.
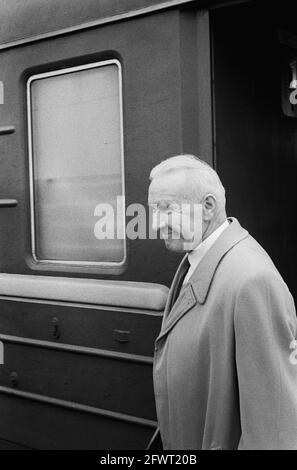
<box><xmin>156</xmin><ymin>218</ymin><xmax>249</xmax><ymax>343</ymax></box>
<box><xmin>158</xmin><ymin>283</ymin><xmax>197</xmax><ymax>341</ymax></box>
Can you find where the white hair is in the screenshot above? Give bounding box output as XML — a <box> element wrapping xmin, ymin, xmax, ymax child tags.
<box><xmin>150</xmin><ymin>154</ymin><xmax>226</xmax><ymax>211</ymax></box>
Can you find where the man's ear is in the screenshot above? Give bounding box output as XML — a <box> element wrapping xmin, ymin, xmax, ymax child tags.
<box><xmin>202</xmin><ymin>194</ymin><xmax>216</xmax><ymax>220</ymax></box>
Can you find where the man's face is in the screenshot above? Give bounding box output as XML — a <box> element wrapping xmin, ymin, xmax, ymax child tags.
<box><xmin>148</xmin><ymin>172</ymin><xmax>203</xmax><ymax>252</ymax></box>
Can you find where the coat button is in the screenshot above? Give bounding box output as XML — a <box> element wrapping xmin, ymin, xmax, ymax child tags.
<box><xmin>154</xmin><ymin>345</ymin><xmax>158</xmax><ymax>352</ymax></box>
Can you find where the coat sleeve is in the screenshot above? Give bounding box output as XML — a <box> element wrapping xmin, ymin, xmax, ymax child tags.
<box><xmin>234</xmin><ymin>270</ymin><xmax>297</xmax><ymax>450</ymax></box>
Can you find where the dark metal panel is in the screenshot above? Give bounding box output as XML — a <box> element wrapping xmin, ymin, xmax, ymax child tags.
<box><xmin>196</xmin><ymin>10</ymin><xmax>213</xmax><ymax>164</ymax></box>
<box><xmin>0</xmin><ymin>0</ymin><xmax>196</xmax><ymax>49</ymax></box>
<box><xmin>0</xmin><ymin>334</ymin><xmax>154</xmax><ymax>364</ymax></box>
<box><xmin>179</xmin><ymin>9</ymin><xmax>200</xmax><ymax>155</ymax></box>
<box><xmin>0</xmin><ymin>386</ymin><xmax>156</xmax><ymax>428</ymax></box>
<box><xmin>0</xmin><ymin>336</ymin><xmax>156</xmax><ymax>418</ymax></box>
<box><xmin>0</xmin><ymin>438</ymin><xmax>33</xmax><ymax>450</ymax></box>
<box><xmin>0</xmin><ymin>300</ymin><xmax>162</xmax><ymax>356</ymax></box>
<box><xmin>0</xmin><ymin>11</ymin><xmax>184</xmax><ymax>284</ymax></box>
<box><xmin>178</xmin><ymin>9</ymin><xmax>213</xmax><ymax>164</ymax></box>
<box><xmin>0</xmin><ymin>392</ymin><xmax>154</xmax><ymax>449</ymax></box>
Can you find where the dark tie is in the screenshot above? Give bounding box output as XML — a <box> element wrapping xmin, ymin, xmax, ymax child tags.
<box><xmin>171</xmin><ymin>256</ymin><xmax>190</xmax><ymax>306</ymax></box>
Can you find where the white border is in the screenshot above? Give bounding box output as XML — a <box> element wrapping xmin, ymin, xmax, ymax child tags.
<box><xmin>26</xmin><ymin>59</ymin><xmax>127</xmax><ymax>270</ymax></box>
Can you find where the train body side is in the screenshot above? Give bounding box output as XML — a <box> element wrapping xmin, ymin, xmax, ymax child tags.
<box><xmin>0</xmin><ymin>0</ymin><xmax>212</xmax><ymax>449</ymax></box>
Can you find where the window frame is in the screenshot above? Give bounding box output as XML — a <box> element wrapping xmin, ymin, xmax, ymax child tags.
<box><xmin>26</xmin><ymin>59</ymin><xmax>127</xmax><ymax>275</ymax></box>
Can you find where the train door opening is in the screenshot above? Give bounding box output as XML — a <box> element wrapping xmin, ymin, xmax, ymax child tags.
<box><xmin>212</xmin><ymin>0</ymin><xmax>297</xmax><ymax>302</ymax></box>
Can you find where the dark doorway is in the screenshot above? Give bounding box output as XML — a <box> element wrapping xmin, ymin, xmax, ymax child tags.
<box><xmin>212</xmin><ymin>1</ymin><xmax>297</xmax><ymax>301</ymax></box>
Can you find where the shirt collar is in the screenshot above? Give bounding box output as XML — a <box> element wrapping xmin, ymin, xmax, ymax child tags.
<box><xmin>188</xmin><ymin>219</ymin><xmax>230</xmax><ymax>270</ymax></box>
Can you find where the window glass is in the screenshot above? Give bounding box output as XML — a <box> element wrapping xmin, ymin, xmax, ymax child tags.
<box><xmin>27</xmin><ymin>61</ymin><xmax>125</xmax><ymax>265</ymax></box>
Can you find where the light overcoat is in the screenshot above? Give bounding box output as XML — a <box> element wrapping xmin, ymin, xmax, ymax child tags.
<box><xmin>153</xmin><ymin>218</ymin><xmax>297</xmax><ymax>450</ymax></box>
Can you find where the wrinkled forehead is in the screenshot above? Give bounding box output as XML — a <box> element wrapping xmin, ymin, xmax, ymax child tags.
<box><xmin>148</xmin><ymin>171</ymin><xmax>191</xmax><ymax>204</ymax></box>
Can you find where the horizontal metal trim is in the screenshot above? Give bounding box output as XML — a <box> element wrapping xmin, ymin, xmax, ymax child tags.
<box><xmin>0</xmin><ymin>199</ymin><xmax>18</xmax><ymax>208</ymax></box>
<box><xmin>0</xmin><ymin>334</ymin><xmax>153</xmax><ymax>365</ymax></box>
<box><xmin>0</xmin><ymin>0</ymin><xmax>195</xmax><ymax>51</ymax></box>
<box><xmin>0</xmin><ymin>274</ymin><xmax>168</xmax><ymax>311</ymax></box>
<box><xmin>0</xmin><ymin>126</ymin><xmax>15</xmax><ymax>135</ymax></box>
<box><xmin>0</xmin><ymin>385</ymin><xmax>157</xmax><ymax>429</ymax></box>
<box><xmin>0</xmin><ymin>295</ymin><xmax>163</xmax><ymax>317</ymax></box>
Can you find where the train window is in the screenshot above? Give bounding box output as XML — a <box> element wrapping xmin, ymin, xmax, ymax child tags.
<box><xmin>27</xmin><ymin>60</ymin><xmax>126</xmax><ymax>270</ymax></box>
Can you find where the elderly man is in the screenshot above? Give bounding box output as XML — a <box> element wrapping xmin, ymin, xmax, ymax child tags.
<box><xmin>148</xmin><ymin>154</ymin><xmax>297</xmax><ymax>450</ymax></box>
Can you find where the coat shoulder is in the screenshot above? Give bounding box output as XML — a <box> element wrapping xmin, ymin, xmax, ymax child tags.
<box><xmin>219</xmin><ymin>234</ymin><xmax>285</xmax><ymax>289</ymax></box>
<box><xmin>216</xmin><ymin>234</ymin><xmax>296</xmax><ymax>323</ymax></box>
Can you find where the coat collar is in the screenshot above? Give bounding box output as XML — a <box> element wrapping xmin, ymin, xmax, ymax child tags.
<box><xmin>189</xmin><ymin>217</ymin><xmax>249</xmax><ymax>304</ymax></box>
<box><xmin>156</xmin><ymin>218</ymin><xmax>249</xmax><ymax>343</ymax></box>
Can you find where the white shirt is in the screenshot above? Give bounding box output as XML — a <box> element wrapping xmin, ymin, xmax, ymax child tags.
<box><xmin>183</xmin><ymin>219</ymin><xmax>230</xmax><ymax>285</ymax></box>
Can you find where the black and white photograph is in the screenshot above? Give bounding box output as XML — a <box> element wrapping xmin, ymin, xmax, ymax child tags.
<box><xmin>0</xmin><ymin>0</ymin><xmax>297</xmax><ymax>454</ymax></box>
